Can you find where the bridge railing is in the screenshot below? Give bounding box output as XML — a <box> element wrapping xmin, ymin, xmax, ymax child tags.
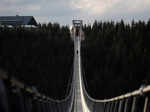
<box><xmin>0</xmin><ymin>70</ymin><xmax>74</xmax><ymax>112</ymax></box>
<box><xmin>81</xmin><ymin>70</ymin><xmax>150</xmax><ymax>112</ymax></box>
<box><xmin>80</xmin><ymin>58</ymin><xmax>150</xmax><ymax>112</ymax></box>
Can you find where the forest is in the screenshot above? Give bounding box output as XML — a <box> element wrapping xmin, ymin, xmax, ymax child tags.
<box><xmin>0</xmin><ymin>23</ymin><xmax>73</xmax><ymax>99</ymax></box>
<box><xmin>82</xmin><ymin>19</ymin><xmax>150</xmax><ymax>99</ymax></box>
<box><xmin>1</xmin><ymin>19</ymin><xmax>150</xmax><ymax>100</ymax></box>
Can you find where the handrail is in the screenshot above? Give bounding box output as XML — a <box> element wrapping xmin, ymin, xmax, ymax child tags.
<box><xmin>80</xmin><ymin>49</ymin><xmax>150</xmax><ymax>112</ymax></box>
<box><xmin>82</xmin><ymin>68</ymin><xmax>150</xmax><ymax>103</ymax></box>
<box><xmin>0</xmin><ymin>69</ymin><xmax>74</xmax><ymax>103</ymax></box>
<box><xmin>81</xmin><ymin>54</ymin><xmax>150</xmax><ymax>103</ymax></box>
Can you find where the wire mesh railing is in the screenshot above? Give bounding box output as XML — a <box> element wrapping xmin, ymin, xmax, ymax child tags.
<box><xmin>0</xmin><ymin>69</ymin><xmax>74</xmax><ymax>112</ymax></box>
<box><xmin>81</xmin><ymin>61</ymin><xmax>150</xmax><ymax>112</ymax></box>
<box><xmin>79</xmin><ymin>43</ymin><xmax>150</xmax><ymax>112</ymax></box>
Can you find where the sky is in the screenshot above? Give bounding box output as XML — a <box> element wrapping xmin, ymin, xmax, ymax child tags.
<box><xmin>0</xmin><ymin>0</ymin><xmax>150</xmax><ymax>25</ymax></box>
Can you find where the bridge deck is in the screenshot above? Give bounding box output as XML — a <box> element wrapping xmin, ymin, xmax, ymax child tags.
<box><xmin>73</xmin><ymin>37</ymin><xmax>90</xmax><ymax>112</ymax></box>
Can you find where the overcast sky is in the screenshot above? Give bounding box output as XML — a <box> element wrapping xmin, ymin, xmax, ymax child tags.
<box><xmin>0</xmin><ymin>0</ymin><xmax>150</xmax><ymax>25</ymax></box>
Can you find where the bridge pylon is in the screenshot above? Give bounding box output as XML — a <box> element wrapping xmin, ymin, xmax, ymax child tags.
<box><xmin>71</xmin><ymin>20</ymin><xmax>84</xmax><ymax>41</ymax></box>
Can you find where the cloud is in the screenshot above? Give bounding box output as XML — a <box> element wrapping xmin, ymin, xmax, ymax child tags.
<box><xmin>0</xmin><ymin>0</ymin><xmax>150</xmax><ymax>25</ymax></box>
<box><xmin>0</xmin><ymin>0</ymin><xmax>41</xmax><ymax>15</ymax></box>
<box><xmin>71</xmin><ymin>0</ymin><xmax>150</xmax><ymax>16</ymax></box>
<box><xmin>23</xmin><ymin>5</ymin><xmax>41</xmax><ymax>11</ymax></box>
<box><xmin>71</xmin><ymin>0</ymin><xmax>119</xmax><ymax>15</ymax></box>
<box><xmin>70</xmin><ymin>0</ymin><xmax>150</xmax><ymax>24</ymax></box>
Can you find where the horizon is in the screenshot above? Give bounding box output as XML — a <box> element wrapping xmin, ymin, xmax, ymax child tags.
<box><xmin>0</xmin><ymin>0</ymin><xmax>150</xmax><ymax>25</ymax></box>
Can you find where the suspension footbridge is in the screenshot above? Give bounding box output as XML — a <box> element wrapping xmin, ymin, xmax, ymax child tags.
<box><xmin>0</xmin><ymin>20</ymin><xmax>150</xmax><ymax>112</ymax></box>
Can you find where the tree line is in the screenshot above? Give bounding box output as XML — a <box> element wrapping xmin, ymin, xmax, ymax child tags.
<box><xmin>1</xmin><ymin>19</ymin><xmax>150</xmax><ymax>100</ymax></box>
<box><xmin>0</xmin><ymin>23</ymin><xmax>73</xmax><ymax>99</ymax></box>
<box><xmin>81</xmin><ymin>19</ymin><xmax>150</xmax><ymax>99</ymax></box>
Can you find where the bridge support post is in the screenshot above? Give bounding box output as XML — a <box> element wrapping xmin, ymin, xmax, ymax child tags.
<box><xmin>143</xmin><ymin>97</ymin><xmax>148</xmax><ymax>112</ymax></box>
<box><xmin>111</xmin><ymin>102</ymin><xmax>115</xmax><ymax>112</ymax></box>
<box><xmin>0</xmin><ymin>79</ymin><xmax>9</xmax><ymax>112</ymax></box>
<box><xmin>104</xmin><ymin>102</ymin><xmax>109</xmax><ymax>112</ymax></box>
<box><xmin>47</xmin><ymin>103</ymin><xmax>52</xmax><ymax>112</ymax></box>
<box><xmin>51</xmin><ymin>102</ymin><xmax>56</xmax><ymax>112</ymax></box>
<box><xmin>41</xmin><ymin>103</ymin><xmax>45</xmax><ymax>112</ymax></box>
<box><xmin>38</xmin><ymin>101</ymin><xmax>43</xmax><ymax>112</ymax></box>
<box><xmin>118</xmin><ymin>100</ymin><xmax>124</xmax><ymax>112</ymax></box>
<box><xmin>109</xmin><ymin>102</ymin><xmax>114</xmax><ymax>112</ymax></box>
<box><xmin>131</xmin><ymin>97</ymin><xmax>137</xmax><ymax>112</ymax></box>
<box><xmin>104</xmin><ymin>102</ymin><xmax>107</xmax><ymax>112</ymax></box>
<box><xmin>107</xmin><ymin>102</ymin><xmax>111</xmax><ymax>112</ymax></box>
<box><xmin>113</xmin><ymin>101</ymin><xmax>119</xmax><ymax>112</ymax></box>
<box><xmin>6</xmin><ymin>84</ymin><xmax>26</xmax><ymax>112</ymax></box>
<box><xmin>44</xmin><ymin>103</ymin><xmax>47</xmax><ymax>112</ymax></box>
<box><xmin>24</xmin><ymin>96</ymin><xmax>32</xmax><ymax>112</ymax></box>
<box><xmin>112</xmin><ymin>102</ymin><xmax>116</xmax><ymax>112</ymax></box>
<box><xmin>124</xmin><ymin>99</ymin><xmax>129</xmax><ymax>112</ymax></box>
<box><xmin>47</xmin><ymin>103</ymin><xmax>51</xmax><ymax>112</ymax></box>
